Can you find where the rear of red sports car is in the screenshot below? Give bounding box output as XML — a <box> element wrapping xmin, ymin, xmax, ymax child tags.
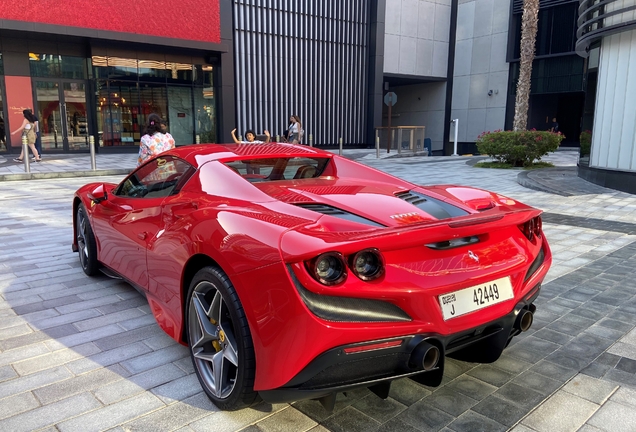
<box><xmin>72</xmin><ymin>144</ymin><xmax>551</xmax><ymax>411</ymax></box>
<box><xmin>219</xmin><ymin>154</ymin><xmax>552</xmax><ymax>409</ymax></box>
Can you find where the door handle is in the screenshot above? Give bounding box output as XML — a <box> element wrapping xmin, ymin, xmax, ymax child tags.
<box><xmin>137</xmin><ymin>232</ymin><xmax>147</xmax><ymax>240</ymax></box>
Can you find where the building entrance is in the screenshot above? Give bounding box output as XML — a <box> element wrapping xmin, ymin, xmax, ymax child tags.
<box><xmin>33</xmin><ymin>80</ymin><xmax>89</xmax><ymax>152</ymax></box>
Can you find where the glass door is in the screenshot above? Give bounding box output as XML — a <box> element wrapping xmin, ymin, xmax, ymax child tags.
<box><xmin>34</xmin><ymin>80</ymin><xmax>89</xmax><ymax>152</ymax></box>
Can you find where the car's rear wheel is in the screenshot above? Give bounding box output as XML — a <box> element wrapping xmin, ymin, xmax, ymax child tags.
<box><xmin>186</xmin><ymin>266</ymin><xmax>259</xmax><ymax>410</ymax></box>
<box><xmin>76</xmin><ymin>204</ymin><xmax>99</xmax><ymax>276</ymax></box>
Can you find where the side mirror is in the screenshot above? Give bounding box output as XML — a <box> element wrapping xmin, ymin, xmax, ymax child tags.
<box><xmin>88</xmin><ymin>184</ymin><xmax>108</xmax><ymax>204</ymax></box>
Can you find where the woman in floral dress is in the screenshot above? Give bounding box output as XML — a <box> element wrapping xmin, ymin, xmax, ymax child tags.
<box><xmin>137</xmin><ymin>113</ymin><xmax>175</xmax><ymax>166</ymax></box>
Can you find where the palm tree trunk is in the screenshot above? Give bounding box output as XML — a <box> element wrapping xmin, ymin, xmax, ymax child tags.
<box><xmin>513</xmin><ymin>0</ymin><xmax>540</xmax><ymax>131</ymax></box>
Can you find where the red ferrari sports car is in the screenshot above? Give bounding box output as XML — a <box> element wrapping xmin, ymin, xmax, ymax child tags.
<box><xmin>72</xmin><ymin>143</ymin><xmax>551</xmax><ymax>411</ymax></box>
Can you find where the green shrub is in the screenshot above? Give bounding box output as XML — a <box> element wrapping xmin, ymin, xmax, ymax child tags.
<box><xmin>476</xmin><ymin>130</ymin><xmax>564</xmax><ymax>167</ymax></box>
<box><xmin>579</xmin><ymin>130</ymin><xmax>592</xmax><ymax>156</ymax></box>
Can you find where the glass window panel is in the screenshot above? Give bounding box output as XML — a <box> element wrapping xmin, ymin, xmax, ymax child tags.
<box><xmin>107</xmin><ymin>57</ymin><xmax>138</xmax><ymax>80</ymax></box>
<box><xmin>194</xmin><ymin>83</ymin><xmax>216</xmax><ymax>144</ymax></box>
<box><xmin>35</xmin><ymin>81</ymin><xmax>63</xmax><ymax>150</ymax></box>
<box><xmin>64</xmin><ymin>82</ymin><xmax>89</xmax><ymax>150</ymax></box>
<box><xmin>29</xmin><ymin>53</ymin><xmax>61</xmax><ymax>78</ymax></box>
<box><xmin>61</xmin><ymin>56</ymin><xmax>88</xmax><ymax>79</ymax></box>
<box><xmin>138</xmin><ymin>59</ymin><xmax>169</xmax><ymax>82</ymax></box>
<box><xmin>95</xmin><ymin>79</ymin><xmax>109</xmax><ymax>147</ymax></box>
<box><xmin>0</xmin><ymin>52</ymin><xmax>4</xmax><ymax>75</ymax></box>
<box><xmin>92</xmin><ymin>56</ymin><xmax>110</xmax><ymax>79</ymax></box>
<box><xmin>166</xmin><ymin>62</ymin><xmax>194</xmax><ymax>83</ymax></box>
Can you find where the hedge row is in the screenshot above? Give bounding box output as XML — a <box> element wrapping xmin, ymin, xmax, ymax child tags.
<box><xmin>476</xmin><ymin>130</ymin><xmax>564</xmax><ymax>167</ymax></box>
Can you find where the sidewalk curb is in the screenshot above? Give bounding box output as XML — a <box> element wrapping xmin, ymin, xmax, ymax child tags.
<box><xmin>0</xmin><ymin>168</ymin><xmax>132</xmax><ymax>182</ymax></box>
<box><xmin>517</xmin><ymin>169</ymin><xmax>571</xmax><ymax>197</ymax></box>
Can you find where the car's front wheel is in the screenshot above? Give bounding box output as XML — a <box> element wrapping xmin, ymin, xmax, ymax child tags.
<box><xmin>76</xmin><ymin>204</ymin><xmax>98</xmax><ymax>276</ymax></box>
<box><xmin>186</xmin><ymin>266</ymin><xmax>259</xmax><ymax>410</ymax></box>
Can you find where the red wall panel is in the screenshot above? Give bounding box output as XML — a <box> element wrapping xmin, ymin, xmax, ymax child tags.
<box><xmin>0</xmin><ymin>0</ymin><xmax>220</xmax><ymax>43</ymax></box>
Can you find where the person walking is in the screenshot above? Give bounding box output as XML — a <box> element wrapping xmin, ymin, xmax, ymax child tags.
<box><xmin>11</xmin><ymin>109</ymin><xmax>41</xmax><ymax>162</ymax></box>
<box><xmin>549</xmin><ymin>117</ymin><xmax>559</xmax><ymax>133</ymax></box>
<box><xmin>288</xmin><ymin>115</ymin><xmax>303</xmax><ymax>144</ymax></box>
<box><xmin>137</xmin><ymin>113</ymin><xmax>175</xmax><ymax>166</ymax></box>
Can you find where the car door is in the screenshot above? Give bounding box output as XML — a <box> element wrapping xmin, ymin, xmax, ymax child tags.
<box><xmin>91</xmin><ymin>156</ymin><xmax>188</xmax><ymax>289</ymax></box>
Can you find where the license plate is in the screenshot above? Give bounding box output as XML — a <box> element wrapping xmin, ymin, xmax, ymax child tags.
<box><xmin>438</xmin><ymin>276</ymin><xmax>514</xmax><ymax>321</ymax></box>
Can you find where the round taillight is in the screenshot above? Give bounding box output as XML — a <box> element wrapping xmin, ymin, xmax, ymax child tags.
<box><xmin>350</xmin><ymin>249</ymin><xmax>384</xmax><ymax>281</ymax></box>
<box><xmin>310</xmin><ymin>252</ymin><xmax>346</xmax><ymax>285</ymax></box>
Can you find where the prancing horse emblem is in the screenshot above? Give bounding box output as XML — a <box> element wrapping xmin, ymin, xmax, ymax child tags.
<box><xmin>468</xmin><ymin>251</ymin><xmax>479</xmax><ymax>263</ymax></box>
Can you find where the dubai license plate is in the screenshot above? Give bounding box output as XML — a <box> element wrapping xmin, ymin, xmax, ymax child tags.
<box><xmin>438</xmin><ymin>277</ymin><xmax>514</xmax><ymax>321</ymax></box>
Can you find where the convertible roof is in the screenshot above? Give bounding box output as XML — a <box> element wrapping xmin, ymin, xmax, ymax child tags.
<box><xmin>166</xmin><ymin>143</ymin><xmax>332</xmax><ymax>168</ymax></box>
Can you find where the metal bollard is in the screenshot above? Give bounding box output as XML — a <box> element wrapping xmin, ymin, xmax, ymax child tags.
<box><xmin>89</xmin><ymin>135</ymin><xmax>96</xmax><ymax>171</ymax></box>
<box><xmin>309</xmin><ymin>134</ymin><xmax>313</xmax><ymax>147</ymax></box>
<box><xmin>339</xmin><ymin>137</ymin><xmax>343</xmax><ymax>156</ymax></box>
<box><xmin>195</xmin><ymin>135</ymin><xmax>201</xmax><ymax>144</ymax></box>
<box><xmin>376</xmin><ymin>136</ymin><xmax>380</xmax><ymax>159</ymax></box>
<box><xmin>21</xmin><ymin>136</ymin><xmax>30</xmax><ymax>173</ymax></box>
<box><xmin>275</xmin><ymin>135</ymin><xmax>280</xmax><ymax>142</ymax></box>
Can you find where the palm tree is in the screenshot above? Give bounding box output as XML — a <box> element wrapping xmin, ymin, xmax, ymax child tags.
<box><xmin>513</xmin><ymin>0</ymin><xmax>540</xmax><ymax>131</ymax></box>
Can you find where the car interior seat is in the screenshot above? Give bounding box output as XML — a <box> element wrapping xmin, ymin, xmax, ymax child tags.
<box><xmin>293</xmin><ymin>164</ymin><xmax>317</xmax><ymax>179</ymax></box>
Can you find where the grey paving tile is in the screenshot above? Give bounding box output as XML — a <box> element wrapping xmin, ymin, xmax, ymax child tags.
<box><xmin>446</xmin><ymin>410</ymin><xmax>507</xmax><ymax>432</ymax></box>
<box><xmin>57</xmin><ymin>392</ymin><xmax>165</xmax><ymax>432</ymax></box>
<box><xmin>522</xmin><ymin>391</ymin><xmax>599</xmax><ymax>432</ymax></box>
<box><xmin>420</xmin><ymin>387</ymin><xmax>477</xmax><ymax>417</ymax></box>
<box><xmin>33</xmin><ymin>366</ymin><xmax>128</xmax><ymax>405</ymax></box>
<box><xmin>0</xmin><ymin>392</ymin><xmax>41</xmax><ymax>421</ymax></box>
<box><xmin>13</xmin><ymin>343</ymin><xmax>101</xmax><ymax>376</ymax></box>
<box><xmin>587</xmin><ymin>400</ymin><xmax>636</xmax><ymax>432</ymax></box>
<box><xmin>375</xmin><ymin>418</ymin><xmax>421</xmax><ymax>432</ymax></box>
<box><xmin>1</xmin><ymin>392</ymin><xmax>102</xmax><ymax>432</ymax></box>
<box><xmin>466</xmin><ymin>364</ymin><xmax>515</xmax><ymax>387</ymax></box>
<box><xmin>151</xmin><ymin>374</ymin><xmax>204</xmax><ymax>405</ymax></box>
<box><xmin>491</xmin><ymin>354</ymin><xmax>533</xmax><ymax>375</ymax></box>
<box><xmin>397</xmin><ymin>401</ymin><xmax>454</xmax><ymax>432</ymax></box>
<box><xmin>530</xmin><ymin>360</ymin><xmax>578</xmax><ymax>383</ymax></box>
<box><xmin>387</xmin><ymin>377</ymin><xmax>431</xmax><ymax>406</ymax></box>
<box><xmin>471</xmin><ymin>394</ymin><xmax>528</xmax><ymax>427</ymax></box>
<box><xmin>610</xmin><ymin>387</ymin><xmax>636</xmax><ymax>408</ymax></box>
<box><xmin>494</xmin><ymin>382</ymin><xmax>546</xmax><ymax>410</ymax></box>
<box><xmin>119</xmin><ymin>392</ymin><xmax>220</xmax><ymax>432</ymax></box>
<box><xmin>616</xmin><ymin>357</ymin><xmax>636</xmax><ymax>374</ymax></box>
<box><xmin>512</xmin><ymin>370</ymin><xmax>563</xmax><ymax>396</ymax></box>
<box><xmin>562</xmin><ymin>374</ymin><xmax>617</xmax><ymax>404</ymax></box>
<box><xmin>189</xmin><ymin>403</ymin><xmax>291</xmax><ymax>432</ymax></box>
<box><xmin>445</xmin><ymin>376</ymin><xmax>497</xmax><ymax>401</ymax></box>
<box><xmin>120</xmin><ymin>344</ymin><xmax>188</xmax><ymax>375</ymax></box>
<box><xmin>581</xmin><ymin>362</ymin><xmax>611</xmax><ymax>379</ymax></box>
<box><xmin>255</xmin><ymin>406</ymin><xmax>317</xmax><ymax>432</ymax></box>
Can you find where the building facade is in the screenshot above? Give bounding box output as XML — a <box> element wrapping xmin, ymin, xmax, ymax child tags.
<box><xmin>0</xmin><ymin>0</ymin><xmax>606</xmax><ymax>162</ymax></box>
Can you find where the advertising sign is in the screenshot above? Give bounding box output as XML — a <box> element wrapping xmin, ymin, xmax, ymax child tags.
<box><xmin>4</xmin><ymin>76</ymin><xmax>34</xmax><ymax>148</ymax></box>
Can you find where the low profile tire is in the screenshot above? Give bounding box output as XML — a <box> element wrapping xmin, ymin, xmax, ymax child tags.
<box><xmin>186</xmin><ymin>266</ymin><xmax>259</xmax><ymax>410</ymax></box>
<box><xmin>76</xmin><ymin>204</ymin><xmax>99</xmax><ymax>276</ymax></box>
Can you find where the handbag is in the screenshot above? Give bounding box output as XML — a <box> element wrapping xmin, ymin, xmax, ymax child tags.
<box><xmin>23</xmin><ymin>123</ymin><xmax>36</xmax><ymax>145</ymax></box>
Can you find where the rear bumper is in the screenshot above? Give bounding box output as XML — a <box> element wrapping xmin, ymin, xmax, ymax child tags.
<box><xmin>259</xmin><ymin>284</ymin><xmax>540</xmax><ymax>404</ymax></box>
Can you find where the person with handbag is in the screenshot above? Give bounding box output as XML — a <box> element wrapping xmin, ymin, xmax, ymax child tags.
<box><xmin>288</xmin><ymin>115</ymin><xmax>303</xmax><ymax>144</ymax></box>
<box><xmin>11</xmin><ymin>109</ymin><xmax>41</xmax><ymax>162</ymax></box>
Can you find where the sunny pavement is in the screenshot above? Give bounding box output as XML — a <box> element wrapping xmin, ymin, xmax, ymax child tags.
<box><xmin>0</xmin><ymin>149</ymin><xmax>636</xmax><ymax>431</ymax></box>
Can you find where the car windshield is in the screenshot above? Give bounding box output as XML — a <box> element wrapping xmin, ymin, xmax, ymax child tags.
<box><xmin>223</xmin><ymin>156</ymin><xmax>330</xmax><ymax>182</ymax></box>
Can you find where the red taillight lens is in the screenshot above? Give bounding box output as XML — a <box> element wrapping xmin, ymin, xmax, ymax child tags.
<box><xmin>349</xmin><ymin>249</ymin><xmax>384</xmax><ymax>281</ymax></box>
<box><xmin>343</xmin><ymin>339</ymin><xmax>403</xmax><ymax>354</ymax></box>
<box><xmin>519</xmin><ymin>216</ymin><xmax>542</xmax><ymax>241</ymax></box>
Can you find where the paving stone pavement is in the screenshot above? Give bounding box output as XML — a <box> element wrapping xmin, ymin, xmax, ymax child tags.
<box><xmin>1</xmin><ymin>149</ymin><xmax>636</xmax><ymax>431</ymax></box>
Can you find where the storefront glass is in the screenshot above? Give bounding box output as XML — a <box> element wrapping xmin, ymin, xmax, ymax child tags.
<box><xmin>92</xmin><ymin>56</ymin><xmax>217</xmax><ymax>148</ymax></box>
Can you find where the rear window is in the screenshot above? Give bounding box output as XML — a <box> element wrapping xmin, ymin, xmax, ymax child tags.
<box><xmin>223</xmin><ymin>157</ymin><xmax>330</xmax><ymax>182</ymax></box>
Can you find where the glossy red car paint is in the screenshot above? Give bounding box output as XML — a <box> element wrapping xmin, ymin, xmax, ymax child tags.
<box><xmin>72</xmin><ymin>143</ymin><xmax>551</xmax><ymax>404</ymax></box>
